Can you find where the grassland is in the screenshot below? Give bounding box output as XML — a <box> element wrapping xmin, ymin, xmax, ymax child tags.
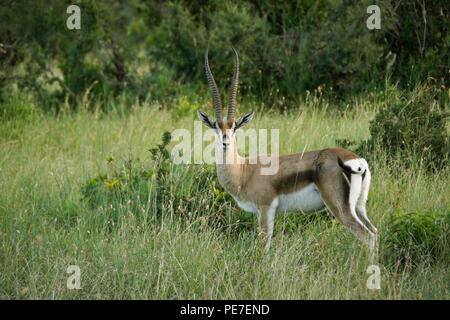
<box><xmin>0</xmin><ymin>98</ymin><xmax>448</xmax><ymax>299</ymax></box>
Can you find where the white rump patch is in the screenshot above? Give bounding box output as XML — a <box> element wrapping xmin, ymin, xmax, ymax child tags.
<box><xmin>344</xmin><ymin>158</ymin><xmax>368</xmax><ymax>174</ymax></box>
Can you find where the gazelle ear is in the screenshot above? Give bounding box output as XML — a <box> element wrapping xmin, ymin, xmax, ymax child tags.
<box><xmin>235</xmin><ymin>110</ymin><xmax>254</xmax><ymax>130</ymax></box>
<box><xmin>197</xmin><ymin>109</ymin><xmax>216</xmax><ymax>129</ymax></box>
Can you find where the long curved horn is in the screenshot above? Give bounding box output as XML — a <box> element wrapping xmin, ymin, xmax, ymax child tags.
<box><xmin>227</xmin><ymin>47</ymin><xmax>239</xmax><ymax>120</ymax></box>
<box><xmin>205</xmin><ymin>48</ymin><xmax>222</xmax><ymax>119</ymax></box>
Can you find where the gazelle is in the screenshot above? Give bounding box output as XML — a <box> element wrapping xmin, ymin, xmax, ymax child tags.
<box><xmin>197</xmin><ymin>48</ymin><xmax>378</xmax><ymax>256</ymax></box>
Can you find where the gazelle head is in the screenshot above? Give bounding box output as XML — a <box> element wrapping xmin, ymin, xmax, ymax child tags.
<box><xmin>197</xmin><ymin>48</ymin><xmax>254</xmax><ymax>151</ymax></box>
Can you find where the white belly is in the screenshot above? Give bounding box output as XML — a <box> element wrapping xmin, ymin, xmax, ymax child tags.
<box><xmin>276</xmin><ymin>183</ymin><xmax>325</xmax><ymax>213</ymax></box>
<box><xmin>233</xmin><ymin>198</ymin><xmax>260</xmax><ymax>213</ymax></box>
<box><xmin>231</xmin><ymin>183</ymin><xmax>325</xmax><ymax>214</ymax></box>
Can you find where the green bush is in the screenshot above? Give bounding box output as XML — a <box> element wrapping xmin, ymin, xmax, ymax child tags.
<box><xmin>143</xmin><ymin>0</ymin><xmax>385</xmax><ymax>102</ymax></box>
<box><xmin>2</xmin><ymin>1</ymin><xmax>448</xmax><ymax>109</ymax></box>
<box><xmin>172</xmin><ymin>96</ymin><xmax>200</xmax><ymax>119</ymax></box>
<box><xmin>0</xmin><ymin>92</ymin><xmax>40</xmax><ymax>122</ymax></box>
<box><xmin>339</xmin><ymin>83</ymin><xmax>449</xmax><ymax>171</ymax></box>
<box><xmin>383</xmin><ymin>209</ymin><xmax>449</xmax><ymax>265</ymax></box>
<box><xmin>382</xmin><ymin>0</ymin><xmax>449</xmax><ymax>89</ymax></box>
<box><xmin>1</xmin><ymin>0</ymin><xmax>141</xmax><ymax>110</ymax></box>
<box><xmin>141</xmin><ymin>0</ymin><xmax>448</xmax><ymax>102</ymax></box>
<box><xmin>80</xmin><ymin>132</ymin><xmax>254</xmax><ymax>235</ymax></box>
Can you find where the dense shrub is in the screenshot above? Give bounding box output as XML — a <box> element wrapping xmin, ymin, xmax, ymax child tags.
<box><xmin>142</xmin><ymin>0</ymin><xmax>448</xmax><ymax>102</ymax></box>
<box><xmin>381</xmin><ymin>0</ymin><xmax>449</xmax><ymax>89</ymax></box>
<box><xmin>143</xmin><ymin>0</ymin><xmax>384</xmax><ymax>103</ymax></box>
<box><xmin>1</xmin><ymin>1</ymin><xmax>448</xmax><ymax>109</ymax></box>
<box><xmin>80</xmin><ymin>132</ymin><xmax>254</xmax><ymax>234</ymax></box>
<box><xmin>0</xmin><ymin>93</ymin><xmax>40</xmax><ymax>122</ymax></box>
<box><xmin>339</xmin><ymin>83</ymin><xmax>449</xmax><ymax>171</ymax></box>
<box><xmin>383</xmin><ymin>209</ymin><xmax>449</xmax><ymax>266</ymax></box>
<box><xmin>1</xmin><ymin>0</ymin><xmax>141</xmax><ymax>110</ymax></box>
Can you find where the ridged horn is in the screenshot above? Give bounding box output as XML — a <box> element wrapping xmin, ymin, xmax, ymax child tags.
<box><xmin>227</xmin><ymin>47</ymin><xmax>239</xmax><ymax>120</ymax></box>
<box><xmin>205</xmin><ymin>48</ymin><xmax>223</xmax><ymax>119</ymax></box>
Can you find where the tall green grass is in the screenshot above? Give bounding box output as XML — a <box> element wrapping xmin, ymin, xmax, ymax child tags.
<box><xmin>0</xmin><ymin>97</ymin><xmax>448</xmax><ymax>299</ymax></box>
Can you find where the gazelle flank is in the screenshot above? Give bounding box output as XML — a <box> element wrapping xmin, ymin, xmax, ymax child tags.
<box><xmin>197</xmin><ymin>48</ymin><xmax>378</xmax><ymax>257</ymax></box>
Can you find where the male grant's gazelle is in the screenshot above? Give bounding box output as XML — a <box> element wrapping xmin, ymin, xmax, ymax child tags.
<box><xmin>197</xmin><ymin>48</ymin><xmax>378</xmax><ymax>256</ymax></box>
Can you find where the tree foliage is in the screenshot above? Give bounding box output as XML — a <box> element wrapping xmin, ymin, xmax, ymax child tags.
<box><xmin>0</xmin><ymin>0</ymin><xmax>448</xmax><ymax>108</ymax></box>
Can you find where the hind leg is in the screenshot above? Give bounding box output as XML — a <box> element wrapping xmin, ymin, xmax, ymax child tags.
<box><xmin>355</xmin><ymin>170</ymin><xmax>378</xmax><ymax>260</ymax></box>
<box><xmin>355</xmin><ymin>169</ymin><xmax>377</xmax><ymax>235</ymax></box>
<box><xmin>326</xmin><ymin>196</ymin><xmax>376</xmax><ymax>254</ymax></box>
<box><xmin>316</xmin><ymin>168</ymin><xmax>376</xmax><ymax>256</ymax></box>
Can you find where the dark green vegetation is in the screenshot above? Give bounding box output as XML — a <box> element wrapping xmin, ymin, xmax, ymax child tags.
<box><xmin>337</xmin><ymin>82</ymin><xmax>449</xmax><ymax>171</ymax></box>
<box><xmin>0</xmin><ymin>1</ymin><xmax>448</xmax><ymax>299</ymax></box>
<box><xmin>384</xmin><ymin>209</ymin><xmax>448</xmax><ymax>266</ymax></box>
<box><xmin>1</xmin><ymin>1</ymin><xmax>448</xmax><ymax>107</ymax></box>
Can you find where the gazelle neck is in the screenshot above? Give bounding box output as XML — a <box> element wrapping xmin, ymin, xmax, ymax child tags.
<box><xmin>215</xmin><ymin>136</ymin><xmax>246</xmax><ymax>197</ymax></box>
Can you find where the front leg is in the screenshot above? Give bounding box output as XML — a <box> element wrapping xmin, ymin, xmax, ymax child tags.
<box><xmin>258</xmin><ymin>199</ymin><xmax>279</xmax><ymax>252</ymax></box>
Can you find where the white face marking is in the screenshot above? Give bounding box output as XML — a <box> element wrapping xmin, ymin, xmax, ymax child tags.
<box><xmin>276</xmin><ymin>184</ymin><xmax>325</xmax><ymax>213</ymax></box>
<box><xmin>215</xmin><ymin>119</ymin><xmax>235</xmax><ymax>151</ymax></box>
